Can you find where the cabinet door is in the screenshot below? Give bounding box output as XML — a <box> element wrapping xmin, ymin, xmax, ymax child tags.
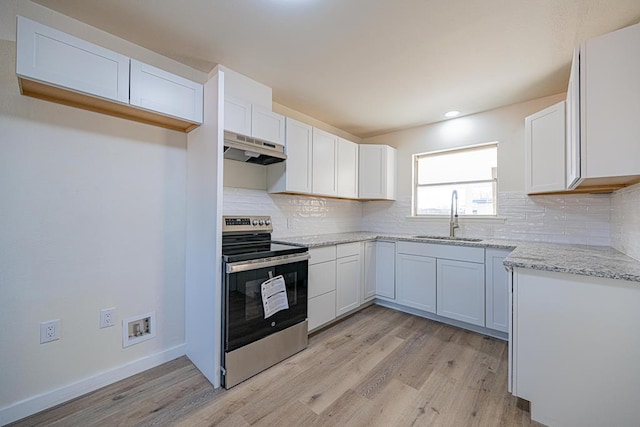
<box><xmin>283</xmin><ymin>118</ymin><xmax>313</xmax><ymax>193</ymax></box>
<box><xmin>524</xmin><ymin>101</ymin><xmax>566</xmax><ymax>194</ymax></box>
<box><xmin>16</xmin><ymin>16</ymin><xmax>129</xmax><ymax>104</ymax></box>
<box><xmin>359</xmin><ymin>145</ymin><xmax>387</xmax><ymax>199</ymax></box>
<box><xmin>566</xmin><ymin>48</ymin><xmax>582</xmax><ymax>189</ymax></box>
<box><xmin>130</xmin><ymin>60</ymin><xmax>203</xmax><ymax>123</ymax></box>
<box><xmin>251</xmin><ymin>105</ymin><xmax>285</xmax><ymax>145</ymax></box>
<box><xmin>582</xmin><ymin>23</ymin><xmax>640</xmax><ymax>179</ymax></box>
<box><xmin>376</xmin><ymin>241</ymin><xmax>396</xmax><ymax>299</ymax></box>
<box><xmin>436</xmin><ymin>259</ymin><xmax>485</xmax><ymax>326</ymax></box>
<box><xmin>312</xmin><ymin>128</ymin><xmax>338</xmax><ymax>196</ymax></box>
<box><xmin>396</xmin><ymin>253</ymin><xmax>436</xmax><ymax>313</ymax></box>
<box><xmin>336</xmin><ymin>254</ymin><xmax>361</xmax><ymax>316</ymax></box>
<box><xmin>224</xmin><ymin>96</ymin><xmax>252</xmax><ymax>135</ymax></box>
<box><xmin>337</xmin><ymin>138</ymin><xmax>359</xmax><ymax>198</ymax></box>
<box><xmin>363</xmin><ymin>241</ymin><xmax>376</xmax><ymax>301</ymax></box>
<box><xmin>485</xmin><ymin>248</ymin><xmax>512</xmax><ymax>333</ymax></box>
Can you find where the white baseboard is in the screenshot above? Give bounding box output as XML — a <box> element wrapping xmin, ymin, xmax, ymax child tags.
<box><xmin>0</xmin><ymin>344</ymin><xmax>186</xmax><ymax>426</ymax></box>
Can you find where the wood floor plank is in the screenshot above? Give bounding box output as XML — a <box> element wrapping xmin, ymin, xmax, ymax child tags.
<box><xmin>299</xmin><ymin>334</ymin><xmax>404</xmax><ymax>414</ymax></box>
<box><xmin>10</xmin><ymin>306</ymin><xmax>540</xmax><ymax>427</ymax></box>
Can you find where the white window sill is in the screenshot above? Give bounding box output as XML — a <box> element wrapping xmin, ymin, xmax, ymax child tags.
<box><xmin>406</xmin><ymin>215</ymin><xmax>507</xmax><ymax>224</ymax></box>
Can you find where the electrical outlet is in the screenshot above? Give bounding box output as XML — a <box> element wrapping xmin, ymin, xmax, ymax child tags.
<box><xmin>100</xmin><ymin>307</ymin><xmax>116</xmax><ymax>329</ymax></box>
<box><xmin>40</xmin><ymin>319</ymin><xmax>60</xmax><ymax>344</ymax></box>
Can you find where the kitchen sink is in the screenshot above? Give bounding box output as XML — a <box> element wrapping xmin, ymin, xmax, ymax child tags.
<box><xmin>413</xmin><ymin>235</ymin><xmax>483</xmax><ymax>242</ymax></box>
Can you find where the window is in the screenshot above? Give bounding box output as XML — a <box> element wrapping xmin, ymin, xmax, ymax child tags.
<box><xmin>413</xmin><ymin>143</ymin><xmax>497</xmax><ymax>216</ymax></box>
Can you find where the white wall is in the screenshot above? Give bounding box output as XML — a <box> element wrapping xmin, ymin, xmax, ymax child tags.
<box><xmin>0</xmin><ymin>1</ymin><xmax>193</xmax><ymax>422</ymax></box>
<box><xmin>611</xmin><ymin>182</ymin><xmax>640</xmax><ymax>261</ymax></box>
<box><xmin>362</xmin><ymin>93</ymin><xmax>566</xmax><ymax>194</ymax></box>
<box><xmin>358</xmin><ymin>93</ymin><xmax>616</xmax><ymax>245</ymax></box>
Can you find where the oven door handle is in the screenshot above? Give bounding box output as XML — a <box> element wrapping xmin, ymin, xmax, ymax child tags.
<box><xmin>226</xmin><ymin>252</ymin><xmax>310</xmax><ymax>273</ymax></box>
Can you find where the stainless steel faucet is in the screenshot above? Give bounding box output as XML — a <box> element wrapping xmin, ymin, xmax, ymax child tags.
<box><xmin>450</xmin><ymin>190</ymin><xmax>459</xmax><ymax>238</ymax></box>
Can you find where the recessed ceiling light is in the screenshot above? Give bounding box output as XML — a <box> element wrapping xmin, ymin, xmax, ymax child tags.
<box><xmin>445</xmin><ymin>110</ymin><xmax>460</xmax><ymax>118</ymax></box>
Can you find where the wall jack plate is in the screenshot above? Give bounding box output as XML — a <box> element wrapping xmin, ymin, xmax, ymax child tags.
<box><xmin>100</xmin><ymin>307</ymin><xmax>116</xmax><ymax>329</ymax></box>
<box><xmin>122</xmin><ymin>312</ymin><xmax>156</xmax><ymax>348</ymax></box>
<box><xmin>40</xmin><ymin>319</ymin><xmax>60</xmax><ymax>344</ymax></box>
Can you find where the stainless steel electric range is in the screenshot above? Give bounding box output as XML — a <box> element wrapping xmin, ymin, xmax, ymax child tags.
<box><xmin>221</xmin><ymin>215</ymin><xmax>309</xmax><ymax>388</ymax></box>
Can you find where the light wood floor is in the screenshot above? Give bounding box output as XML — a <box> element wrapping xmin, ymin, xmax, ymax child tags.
<box><xmin>12</xmin><ymin>305</ymin><xmax>540</xmax><ymax>426</ymax></box>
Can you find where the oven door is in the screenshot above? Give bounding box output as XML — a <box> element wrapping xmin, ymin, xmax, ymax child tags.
<box><xmin>223</xmin><ymin>253</ymin><xmax>308</xmax><ymax>352</ymax></box>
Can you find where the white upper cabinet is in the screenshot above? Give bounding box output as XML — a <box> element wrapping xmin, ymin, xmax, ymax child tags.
<box><xmin>267</xmin><ymin>117</ymin><xmax>313</xmax><ymax>194</ymax></box>
<box><xmin>337</xmin><ymin>138</ymin><xmax>359</xmax><ymax>199</ymax></box>
<box><xmin>16</xmin><ymin>16</ymin><xmax>129</xmax><ymax>104</ymax></box>
<box><xmin>224</xmin><ymin>96</ymin><xmax>252</xmax><ymax>136</ymax></box>
<box><xmin>566</xmin><ymin>48</ymin><xmax>581</xmax><ymax>189</ymax></box>
<box><xmin>130</xmin><ymin>60</ymin><xmax>203</xmax><ymax>123</ymax></box>
<box><xmin>312</xmin><ymin>128</ymin><xmax>338</xmax><ymax>196</ymax></box>
<box><xmin>524</xmin><ymin>101</ymin><xmax>566</xmax><ymax>194</ymax></box>
<box><xmin>251</xmin><ymin>105</ymin><xmax>285</xmax><ymax>145</ymax></box>
<box><xmin>359</xmin><ymin>144</ymin><xmax>397</xmax><ymax>200</ymax></box>
<box><xmin>568</xmin><ymin>22</ymin><xmax>640</xmax><ymax>190</ymax></box>
<box><xmin>16</xmin><ymin>16</ymin><xmax>203</xmax><ymax>132</ymax></box>
<box><xmin>223</xmin><ymin>96</ymin><xmax>284</xmax><ymax>145</ymax></box>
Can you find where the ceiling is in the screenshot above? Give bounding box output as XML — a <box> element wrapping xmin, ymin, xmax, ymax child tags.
<box><xmin>33</xmin><ymin>0</ymin><xmax>640</xmax><ymax>138</ymax></box>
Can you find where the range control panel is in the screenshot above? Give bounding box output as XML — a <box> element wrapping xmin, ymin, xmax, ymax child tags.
<box><xmin>222</xmin><ymin>216</ymin><xmax>273</xmax><ymax>233</ymax></box>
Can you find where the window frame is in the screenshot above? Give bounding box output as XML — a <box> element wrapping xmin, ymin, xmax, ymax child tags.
<box><xmin>412</xmin><ymin>142</ymin><xmax>498</xmax><ymax>217</ymax></box>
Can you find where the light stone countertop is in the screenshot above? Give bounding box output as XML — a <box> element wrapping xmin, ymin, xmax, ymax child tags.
<box><xmin>273</xmin><ymin>232</ymin><xmax>640</xmax><ymax>283</ymax></box>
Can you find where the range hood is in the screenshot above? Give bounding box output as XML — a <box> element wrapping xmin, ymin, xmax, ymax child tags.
<box><xmin>223</xmin><ymin>131</ymin><xmax>286</xmax><ymax>165</ymax></box>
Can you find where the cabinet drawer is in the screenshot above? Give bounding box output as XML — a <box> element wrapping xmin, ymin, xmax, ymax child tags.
<box><xmin>308</xmin><ymin>260</ymin><xmax>337</xmax><ymax>299</ymax></box>
<box><xmin>396</xmin><ymin>241</ymin><xmax>484</xmax><ymax>263</ymax></box>
<box><xmin>309</xmin><ymin>245</ymin><xmax>336</xmax><ymax>265</ymax></box>
<box><xmin>308</xmin><ymin>291</ymin><xmax>336</xmax><ymax>331</ymax></box>
<box><xmin>336</xmin><ymin>242</ymin><xmax>361</xmax><ymax>258</ymax></box>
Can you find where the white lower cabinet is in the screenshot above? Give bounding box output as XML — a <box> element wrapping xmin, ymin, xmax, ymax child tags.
<box><xmin>436</xmin><ymin>259</ymin><xmax>485</xmax><ymax>326</ymax></box>
<box><xmin>336</xmin><ymin>253</ymin><xmax>362</xmax><ymax>316</ymax></box>
<box><xmin>307</xmin><ymin>243</ymin><xmax>364</xmax><ymax>332</ymax></box>
<box><xmin>375</xmin><ymin>241</ymin><xmax>396</xmax><ymax>299</ymax></box>
<box><xmin>395</xmin><ymin>253</ymin><xmax>437</xmax><ymax>313</ymax></box>
<box><xmin>511</xmin><ymin>268</ymin><xmax>640</xmax><ymax>426</ymax></box>
<box><xmin>336</xmin><ymin>243</ymin><xmax>362</xmax><ymax>316</ymax></box>
<box><xmin>308</xmin><ymin>290</ymin><xmax>336</xmax><ymax>331</ymax></box>
<box><xmin>363</xmin><ymin>241</ymin><xmax>376</xmax><ymax>301</ymax></box>
<box><xmin>485</xmin><ymin>248</ymin><xmax>512</xmax><ymax>332</ymax></box>
<box><xmin>307</xmin><ymin>246</ymin><xmax>337</xmax><ymax>332</ymax></box>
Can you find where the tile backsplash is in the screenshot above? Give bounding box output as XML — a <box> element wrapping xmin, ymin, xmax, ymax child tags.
<box><xmin>224</xmin><ymin>185</ymin><xmax>640</xmax><ymax>259</ymax></box>
<box><xmin>223</xmin><ymin>187</ymin><xmax>363</xmax><ymax>238</ymax></box>
<box><xmin>611</xmin><ymin>182</ymin><xmax>640</xmax><ymax>261</ymax></box>
<box><xmin>362</xmin><ymin>191</ymin><xmax>612</xmax><ymax>246</ymax></box>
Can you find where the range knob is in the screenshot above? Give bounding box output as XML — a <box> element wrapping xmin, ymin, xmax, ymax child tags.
<box><xmin>252</xmin><ymin>220</ymin><xmax>258</xmax><ymax>226</ymax></box>
<box><xmin>259</xmin><ymin>219</ymin><xmax>265</xmax><ymax>226</ymax></box>
<box><xmin>265</xmin><ymin>219</ymin><xmax>271</xmax><ymax>225</ymax></box>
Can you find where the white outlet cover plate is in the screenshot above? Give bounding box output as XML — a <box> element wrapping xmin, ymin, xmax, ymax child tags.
<box><xmin>100</xmin><ymin>307</ymin><xmax>116</xmax><ymax>328</ymax></box>
<box><xmin>40</xmin><ymin>319</ymin><xmax>60</xmax><ymax>343</ymax></box>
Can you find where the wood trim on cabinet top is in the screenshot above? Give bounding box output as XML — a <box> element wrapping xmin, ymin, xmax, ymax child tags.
<box><xmin>19</xmin><ymin>78</ymin><xmax>200</xmax><ymax>133</ymax></box>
